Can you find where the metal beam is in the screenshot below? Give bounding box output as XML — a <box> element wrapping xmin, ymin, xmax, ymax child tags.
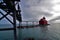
<box><xmin>13</xmin><ymin>11</ymin><xmax>17</xmax><ymax>40</ymax></box>
<box><xmin>0</xmin><ymin>12</ymin><xmax>10</xmax><ymax>20</ymax></box>
<box><xmin>0</xmin><ymin>28</ymin><xmax>14</xmax><ymax>31</ymax></box>
<box><xmin>12</xmin><ymin>1</ymin><xmax>17</xmax><ymax>40</ymax></box>
<box><xmin>0</xmin><ymin>12</ymin><xmax>13</xmax><ymax>24</ymax></box>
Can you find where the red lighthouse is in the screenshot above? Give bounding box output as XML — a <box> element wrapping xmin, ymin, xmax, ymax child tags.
<box><xmin>39</xmin><ymin>17</ymin><xmax>48</xmax><ymax>25</ymax></box>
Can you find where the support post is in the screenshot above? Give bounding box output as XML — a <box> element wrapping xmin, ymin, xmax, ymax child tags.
<box><xmin>12</xmin><ymin>2</ymin><xmax>17</xmax><ymax>40</ymax></box>
<box><xmin>13</xmin><ymin>11</ymin><xmax>17</xmax><ymax>40</ymax></box>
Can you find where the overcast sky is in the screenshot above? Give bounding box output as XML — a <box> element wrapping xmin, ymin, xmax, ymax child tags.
<box><xmin>21</xmin><ymin>0</ymin><xmax>60</xmax><ymax>22</ymax></box>
<box><xmin>0</xmin><ymin>0</ymin><xmax>60</xmax><ymax>24</ymax></box>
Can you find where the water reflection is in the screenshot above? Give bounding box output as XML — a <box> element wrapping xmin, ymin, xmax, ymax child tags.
<box><xmin>39</xmin><ymin>26</ymin><xmax>48</xmax><ymax>40</ymax></box>
<box><xmin>18</xmin><ymin>26</ymin><xmax>49</xmax><ymax>40</ymax></box>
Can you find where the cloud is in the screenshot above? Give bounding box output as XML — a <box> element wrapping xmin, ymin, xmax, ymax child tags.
<box><xmin>49</xmin><ymin>16</ymin><xmax>60</xmax><ymax>22</ymax></box>
<box><xmin>21</xmin><ymin>0</ymin><xmax>53</xmax><ymax>21</ymax></box>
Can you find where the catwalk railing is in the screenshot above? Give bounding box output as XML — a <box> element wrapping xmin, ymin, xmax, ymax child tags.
<box><xmin>0</xmin><ymin>21</ymin><xmax>39</xmax><ymax>31</ymax></box>
<box><xmin>19</xmin><ymin>21</ymin><xmax>39</xmax><ymax>26</ymax></box>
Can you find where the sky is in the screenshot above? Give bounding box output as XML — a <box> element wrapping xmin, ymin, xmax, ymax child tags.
<box><xmin>0</xmin><ymin>0</ymin><xmax>60</xmax><ymax>24</ymax></box>
<box><xmin>21</xmin><ymin>0</ymin><xmax>60</xmax><ymax>23</ymax></box>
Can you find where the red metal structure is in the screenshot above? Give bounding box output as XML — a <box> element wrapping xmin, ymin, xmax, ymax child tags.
<box><xmin>39</xmin><ymin>17</ymin><xmax>48</xmax><ymax>25</ymax></box>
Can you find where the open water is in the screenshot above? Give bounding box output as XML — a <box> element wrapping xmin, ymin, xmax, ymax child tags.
<box><xmin>0</xmin><ymin>23</ymin><xmax>60</xmax><ymax>40</ymax></box>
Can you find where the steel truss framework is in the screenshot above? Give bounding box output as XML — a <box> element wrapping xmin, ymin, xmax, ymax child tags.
<box><xmin>0</xmin><ymin>0</ymin><xmax>22</xmax><ymax>40</ymax></box>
